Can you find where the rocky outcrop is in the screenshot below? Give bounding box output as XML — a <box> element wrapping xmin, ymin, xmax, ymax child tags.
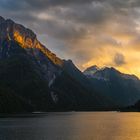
<box><xmin>0</xmin><ymin>16</ymin><xmax>63</xmax><ymax>66</ymax></box>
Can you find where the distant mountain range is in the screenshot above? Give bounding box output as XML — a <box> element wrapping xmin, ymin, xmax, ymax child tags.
<box><xmin>84</xmin><ymin>65</ymin><xmax>140</xmax><ymax>107</ymax></box>
<box><xmin>0</xmin><ymin>16</ymin><xmax>140</xmax><ymax>113</ymax></box>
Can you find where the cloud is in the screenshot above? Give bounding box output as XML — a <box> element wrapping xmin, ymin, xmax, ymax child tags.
<box><xmin>114</xmin><ymin>53</ymin><xmax>125</xmax><ymax>66</ymax></box>
<box><xmin>1</xmin><ymin>0</ymin><xmax>140</xmax><ymax>77</ymax></box>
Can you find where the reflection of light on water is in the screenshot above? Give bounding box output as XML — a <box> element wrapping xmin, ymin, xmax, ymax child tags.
<box><xmin>0</xmin><ymin>112</ymin><xmax>140</xmax><ymax>140</ymax></box>
<box><xmin>62</xmin><ymin>112</ymin><xmax>140</xmax><ymax>140</ymax></box>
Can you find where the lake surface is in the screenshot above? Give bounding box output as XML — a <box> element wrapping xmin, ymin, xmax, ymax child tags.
<box><xmin>0</xmin><ymin>112</ymin><xmax>140</xmax><ymax>140</ymax></box>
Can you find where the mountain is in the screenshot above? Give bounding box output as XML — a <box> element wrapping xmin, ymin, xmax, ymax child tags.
<box><xmin>84</xmin><ymin>66</ymin><xmax>140</xmax><ymax>107</ymax></box>
<box><xmin>0</xmin><ymin>16</ymin><xmax>114</xmax><ymax>113</ymax></box>
<box><xmin>83</xmin><ymin>65</ymin><xmax>99</xmax><ymax>76</ymax></box>
<box><xmin>130</xmin><ymin>100</ymin><xmax>140</xmax><ymax>111</ymax></box>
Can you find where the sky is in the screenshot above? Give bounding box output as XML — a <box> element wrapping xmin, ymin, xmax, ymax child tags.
<box><xmin>1</xmin><ymin>0</ymin><xmax>140</xmax><ymax>77</ymax></box>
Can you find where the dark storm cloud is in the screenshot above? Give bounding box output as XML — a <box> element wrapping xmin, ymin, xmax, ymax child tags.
<box><xmin>50</xmin><ymin>2</ymin><xmax>110</xmax><ymax>25</ymax></box>
<box><xmin>0</xmin><ymin>0</ymin><xmax>140</xmax><ymax>43</ymax></box>
<box><xmin>0</xmin><ymin>0</ymin><xmax>95</xmax><ymax>11</ymax></box>
<box><xmin>3</xmin><ymin>0</ymin><xmax>140</xmax><ymax>11</ymax></box>
<box><xmin>0</xmin><ymin>0</ymin><xmax>108</xmax><ymax>40</ymax></box>
<box><xmin>1</xmin><ymin>0</ymin><xmax>140</xmax><ymax>37</ymax></box>
<box><xmin>114</xmin><ymin>53</ymin><xmax>125</xmax><ymax>66</ymax></box>
<box><xmin>0</xmin><ymin>0</ymin><xmax>109</xmax><ymax>24</ymax></box>
<box><xmin>30</xmin><ymin>18</ymin><xmax>89</xmax><ymax>41</ymax></box>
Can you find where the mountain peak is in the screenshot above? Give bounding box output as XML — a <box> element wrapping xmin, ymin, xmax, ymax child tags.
<box><xmin>84</xmin><ymin>65</ymin><xmax>139</xmax><ymax>81</ymax></box>
<box><xmin>0</xmin><ymin>16</ymin><xmax>63</xmax><ymax>66</ymax></box>
<box><xmin>0</xmin><ymin>16</ymin><xmax>5</xmax><ymax>23</ymax></box>
<box><xmin>100</xmin><ymin>67</ymin><xmax>119</xmax><ymax>74</ymax></box>
<box><xmin>83</xmin><ymin>65</ymin><xmax>99</xmax><ymax>75</ymax></box>
<box><xmin>86</xmin><ymin>65</ymin><xmax>99</xmax><ymax>71</ymax></box>
<box><xmin>5</xmin><ymin>18</ymin><xmax>14</xmax><ymax>23</ymax></box>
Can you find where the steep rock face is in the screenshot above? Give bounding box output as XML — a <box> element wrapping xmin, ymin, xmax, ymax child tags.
<box><xmin>0</xmin><ymin>17</ymin><xmax>65</xmax><ymax>112</ymax></box>
<box><xmin>0</xmin><ymin>17</ymin><xmax>64</xmax><ymax>84</ymax></box>
<box><xmin>0</xmin><ymin>16</ymin><xmax>63</xmax><ymax>66</ymax></box>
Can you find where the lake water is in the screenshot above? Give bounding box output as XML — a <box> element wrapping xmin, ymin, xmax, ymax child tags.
<box><xmin>0</xmin><ymin>112</ymin><xmax>140</xmax><ymax>140</ymax></box>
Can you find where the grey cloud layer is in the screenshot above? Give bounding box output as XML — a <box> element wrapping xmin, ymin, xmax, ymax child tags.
<box><xmin>1</xmin><ymin>0</ymin><xmax>139</xmax><ymax>36</ymax></box>
<box><xmin>114</xmin><ymin>53</ymin><xmax>125</xmax><ymax>66</ymax></box>
<box><xmin>0</xmin><ymin>0</ymin><xmax>140</xmax><ymax>70</ymax></box>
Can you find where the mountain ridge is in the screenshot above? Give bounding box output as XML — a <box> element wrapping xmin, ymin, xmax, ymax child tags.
<box><xmin>84</xmin><ymin>66</ymin><xmax>139</xmax><ymax>81</ymax></box>
<box><xmin>84</xmin><ymin>65</ymin><xmax>140</xmax><ymax>106</ymax></box>
<box><xmin>0</xmin><ymin>16</ymin><xmax>63</xmax><ymax>66</ymax></box>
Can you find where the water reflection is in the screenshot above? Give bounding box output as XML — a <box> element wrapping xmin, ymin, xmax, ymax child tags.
<box><xmin>0</xmin><ymin>112</ymin><xmax>140</xmax><ymax>140</ymax></box>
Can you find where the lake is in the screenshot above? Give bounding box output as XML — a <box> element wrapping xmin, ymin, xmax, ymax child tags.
<box><xmin>0</xmin><ymin>112</ymin><xmax>140</xmax><ymax>140</ymax></box>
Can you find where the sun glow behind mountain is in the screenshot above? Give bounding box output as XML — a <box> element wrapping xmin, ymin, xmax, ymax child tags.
<box><xmin>1</xmin><ymin>0</ymin><xmax>140</xmax><ymax>77</ymax></box>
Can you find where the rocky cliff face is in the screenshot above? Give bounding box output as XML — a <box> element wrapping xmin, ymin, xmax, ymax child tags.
<box><xmin>0</xmin><ymin>16</ymin><xmax>63</xmax><ymax>66</ymax></box>
<box><xmin>0</xmin><ymin>16</ymin><xmax>65</xmax><ymax>107</ymax></box>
